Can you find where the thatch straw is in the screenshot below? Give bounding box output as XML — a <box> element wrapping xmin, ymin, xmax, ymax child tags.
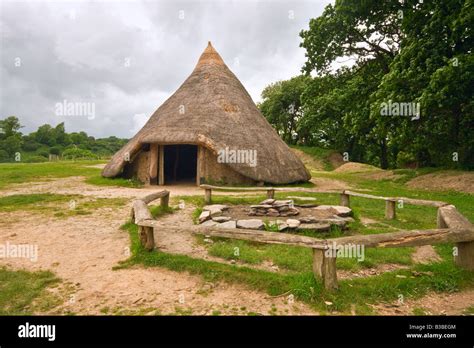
<box><xmin>102</xmin><ymin>42</ymin><xmax>311</xmax><ymax>184</ymax></box>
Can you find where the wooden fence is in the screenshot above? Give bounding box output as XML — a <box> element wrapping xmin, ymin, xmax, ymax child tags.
<box><xmin>131</xmin><ymin>187</ymin><xmax>474</xmax><ymax>291</ymax></box>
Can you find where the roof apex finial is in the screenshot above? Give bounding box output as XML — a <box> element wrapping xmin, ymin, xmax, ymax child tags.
<box><xmin>195</xmin><ymin>41</ymin><xmax>224</xmax><ymax>68</ymax></box>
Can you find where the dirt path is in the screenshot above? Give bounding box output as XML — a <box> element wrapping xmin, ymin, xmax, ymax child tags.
<box><xmin>372</xmin><ymin>290</ymin><xmax>474</xmax><ymax>315</ymax></box>
<box><xmin>0</xmin><ymin>177</ymin><xmax>205</xmax><ymax>199</ymax></box>
<box><xmin>0</xmin><ymin>178</ymin><xmax>317</xmax><ymax>315</ymax></box>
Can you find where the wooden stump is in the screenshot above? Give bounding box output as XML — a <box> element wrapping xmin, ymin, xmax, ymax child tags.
<box><xmin>139</xmin><ymin>226</ymin><xmax>147</xmax><ymax>246</ymax></box>
<box><xmin>160</xmin><ymin>194</ymin><xmax>169</xmax><ymax>208</ymax></box>
<box><xmin>266</xmin><ymin>189</ymin><xmax>275</xmax><ymax>199</ymax></box>
<box><xmin>205</xmin><ymin>188</ymin><xmax>212</xmax><ymax>204</ymax></box>
<box><xmin>340</xmin><ymin>192</ymin><xmax>350</xmax><ymax>207</ymax></box>
<box><xmin>385</xmin><ymin>200</ymin><xmax>396</xmax><ymax>220</ymax></box>
<box><xmin>312</xmin><ymin>248</ymin><xmax>338</xmax><ymax>291</ymax></box>
<box><xmin>455</xmin><ymin>242</ymin><xmax>474</xmax><ymax>270</ymax></box>
<box><xmin>138</xmin><ymin>225</ymin><xmax>155</xmax><ymax>251</ymax></box>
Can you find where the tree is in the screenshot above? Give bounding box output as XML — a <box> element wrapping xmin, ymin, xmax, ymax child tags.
<box><xmin>294</xmin><ymin>0</ymin><xmax>472</xmax><ymax>169</ymax></box>
<box><xmin>0</xmin><ymin>116</ymin><xmax>23</xmax><ymax>160</ymax></box>
<box><xmin>300</xmin><ymin>0</ymin><xmax>402</xmax><ymax>75</ymax></box>
<box><xmin>373</xmin><ymin>0</ymin><xmax>473</xmax><ymax>168</ymax></box>
<box><xmin>52</xmin><ymin>122</ymin><xmax>71</xmax><ymax>146</ymax></box>
<box><xmin>298</xmin><ymin>0</ymin><xmax>403</xmax><ymax>168</ymax></box>
<box><xmin>258</xmin><ymin>75</ymin><xmax>311</xmax><ymax>145</ymax></box>
<box><xmin>34</xmin><ymin>124</ymin><xmax>55</xmax><ymax>146</ymax></box>
<box><xmin>0</xmin><ymin>116</ymin><xmax>22</xmax><ymax>139</ymax></box>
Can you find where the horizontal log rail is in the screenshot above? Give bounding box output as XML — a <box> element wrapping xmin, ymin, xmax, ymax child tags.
<box><xmin>343</xmin><ymin>190</ymin><xmax>448</xmax><ymax>207</ymax></box>
<box><xmin>132</xmin><ymin>189</ymin><xmax>473</xmax><ymax>291</ymax></box>
<box><xmin>199</xmin><ymin>184</ymin><xmax>338</xmax><ymax>204</ymax></box>
<box><xmin>136</xmin><ymin>221</ymin><xmax>474</xmax><ymax>250</ymax></box>
<box><xmin>200</xmin><ymin>185</ymin><xmax>449</xmax><ymax>219</ymax></box>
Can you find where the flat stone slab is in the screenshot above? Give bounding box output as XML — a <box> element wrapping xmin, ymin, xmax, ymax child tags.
<box><xmin>297</xmin><ymin>223</ymin><xmax>331</xmax><ymax>232</ymax></box>
<box><xmin>260</xmin><ymin>199</ymin><xmax>275</xmax><ymax>205</ymax></box>
<box><xmin>201</xmin><ymin>220</ymin><xmax>218</xmax><ymax>227</ymax></box>
<box><xmin>218</xmin><ymin>220</ymin><xmax>237</xmax><ymax>229</ymax></box>
<box><xmin>286</xmin><ymin>219</ymin><xmax>301</xmax><ymax>229</ymax></box>
<box><xmin>212</xmin><ymin>216</ymin><xmax>231</xmax><ymax>223</ymax></box>
<box><xmin>199</xmin><ymin>210</ymin><xmax>211</xmax><ymax>223</ymax></box>
<box><xmin>237</xmin><ymin>219</ymin><xmax>264</xmax><ymax>230</ymax></box>
<box><xmin>250</xmin><ymin>204</ymin><xmax>273</xmax><ymax>209</ymax></box>
<box><xmin>299</xmin><ymin>217</ymin><xmax>317</xmax><ymax>223</ymax></box>
<box><xmin>314</xmin><ymin>205</ymin><xmax>352</xmax><ymax>217</ymax></box>
<box><xmin>203</xmin><ymin>204</ymin><xmax>229</xmax><ymax>211</ymax></box>
<box><xmin>273</xmin><ymin>200</ymin><xmax>293</xmax><ymax>205</ymax></box>
<box><xmin>287</xmin><ymin>196</ymin><xmax>317</xmax><ymax>201</ymax></box>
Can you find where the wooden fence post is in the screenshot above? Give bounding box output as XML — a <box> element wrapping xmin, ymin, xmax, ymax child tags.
<box><xmin>340</xmin><ymin>192</ymin><xmax>350</xmax><ymax>207</ymax></box>
<box><xmin>266</xmin><ymin>189</ymin><xmax>275</xmax><ymax>199</ymax></box>
<box><xmin>205</xmin><ymin>188</ymin><xmax>212</xmax><ymax>204</ymax></box>
<box><xmin>148</xmin><ymin>144</ymin><xmax>159</xmax><ymax>185</ymax></box>
<box><xmin>456</xmin><ymin>242</ymin><xmax>474</xmax><ymax>270</ymax></box>
<box><xmin>385</xmin><ymin>199</ymin><xmax>396</xmax><ymax>220</ymax></box>
<box><xmin>160</xmin><ymin>193</ymin><xmax>169</xmax><ymax>208</ymax></box>
<box><xmin>439</xmin><ymin>206</ymin><xmax>474</xmax><ymax>270</ymax></box>
<box><xmin>312</xmin><ymin>248</ymin><xmax>338</xmax><ymax>291</ymax></box>
<box><xmin>139</xmin><ymin>225</ymin><xmax>155</xmax><ymax>251</ymax></box>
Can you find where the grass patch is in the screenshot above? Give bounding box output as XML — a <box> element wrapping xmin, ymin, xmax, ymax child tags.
<box><xmin>120</xmin><ymin>220</ymin><xmax>474</xmax><ymax>314</ymax></box>
<box><xmin>292</xmin><ymin>145</ymin><xmax>338</xmax><ymax>171</ymax></box>
<box><xmin>85</xmin><ymin>175</ymin><xmax>143</xmax><ymax>188</ymax></box>
<box><xmin>0</xmin><ymin>160</ymin><xmax>145</xmax><ymax>189</ymax></box>
<box><xmin>149</xmin><ymin>205</ymin><xmax>176</xmax><ymax>218</ymax></box>
<box><xmin>0</xmin><ymin>267</ymin><xmax>60</xmax><ymax>315</ymax></box>
<box><xmin>0</xmin><ymin>160</ymin><xmax>104</xmax><ymax>189</ymax></box>
<box><xmin>0</xmin><ymin>193</ymin><xmax>127</xmax><ymax>217</ymax></box>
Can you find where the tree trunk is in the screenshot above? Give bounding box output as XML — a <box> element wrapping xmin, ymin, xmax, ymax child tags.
<box><xmin>380</xmin><ymin>138</ymin><xmax>388</xmax><ymax>169</ymax></box>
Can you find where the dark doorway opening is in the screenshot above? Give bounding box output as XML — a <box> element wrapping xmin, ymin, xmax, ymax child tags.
<box><xmin>164</xmin><ymin>145</ymin><xmax>197</xmax><ymax>184</ymax></box>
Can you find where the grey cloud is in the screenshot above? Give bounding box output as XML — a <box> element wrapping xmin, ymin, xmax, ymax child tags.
<box><xmin>0</xmin><ymin>0</ymin><xmax>329</xmax><ymax>138</ymax></box>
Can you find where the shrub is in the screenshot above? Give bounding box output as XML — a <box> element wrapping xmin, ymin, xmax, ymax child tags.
<box><xmin>49</xmin><ymin>146</ymin><xmax>61</xmax><ymax>155</ymax></box>
<box><xmin>24</xmin><ymin>155</ymin><xmax>48</xmax><ymax>163</ymax></box>
<box><xmin>396</xmin><ymin>151</ymin><xmax>417</xmax><ymax>169</ymax></box>
<box><xmin>36</xmin><ymin>150</ymin><xmax>49</xmax><ymax>158</ymax></box>
<box><xmin>0</xmin><ymin>149</ymin><xmax>9</xmax><ymax>162</ymax></box>
<box><xmin>62</xmin><ymin>148</ymin><xmax>97</xmax><ymax>160</ymax></box>
<box><xmin>22</xmin><ymin>141</ymin><xmax>41</xmax><ymax>152</ymax></box>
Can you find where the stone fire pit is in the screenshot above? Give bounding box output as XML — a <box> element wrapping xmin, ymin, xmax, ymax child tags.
<box><xmin>197</xmin><ymin>198</ymin><xmax>354</xmax><ymax>233</ymax></box>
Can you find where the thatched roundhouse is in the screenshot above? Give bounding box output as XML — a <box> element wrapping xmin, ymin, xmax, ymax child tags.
<box><xmin>102</xmin><ymin>42</ymin><xmax>311</xmax><ymax>185</ymax></box>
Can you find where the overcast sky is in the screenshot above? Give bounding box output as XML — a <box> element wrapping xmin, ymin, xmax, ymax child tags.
<box><xmin>0</xmin><ymin>0</ymin><xmax>330</xmax><ymax>138</ymax></box>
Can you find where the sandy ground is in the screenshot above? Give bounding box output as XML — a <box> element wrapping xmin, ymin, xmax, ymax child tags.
<box><xmin>372</xmin><ymin>290</ymin><xmax>474</xmax><ymax>315</ymax></box>
<box><xmin>0</xmin><ymin>178</ymin><xmax>318</xmax><ymax>315</ymax></box>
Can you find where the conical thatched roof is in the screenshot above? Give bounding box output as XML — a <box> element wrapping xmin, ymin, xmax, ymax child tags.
<box><xmin>102</xmin><ymin>42</ymin><xmax>311</xmax><ymax>184</ymax></box>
